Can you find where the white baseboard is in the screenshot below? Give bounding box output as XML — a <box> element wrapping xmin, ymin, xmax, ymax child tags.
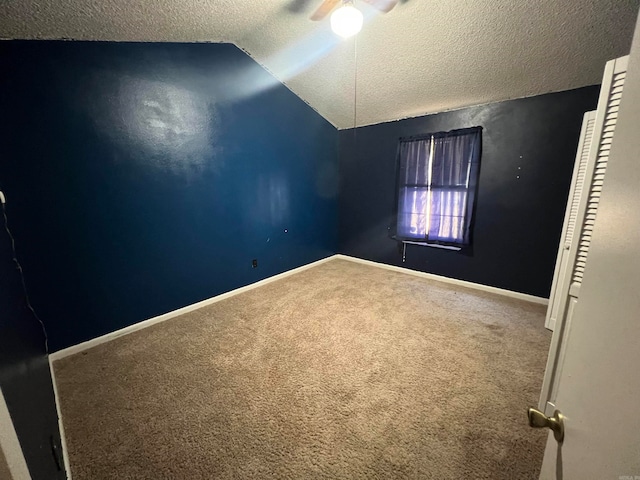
<box><xmin>51</xmin><ymin>254</ymin><xmax>548</xmax><ymax>362</ymax></box>
<box><xmin>335</xmin><ymin>254</ymin><xmax>549</xmax><ymax>305</ymax></box>
<box><xmin>49</xmin><ymin>255</ymin><xmax>337</xmax><ymax>361</ymax></box>
<box><xmin>48</xmin><ymin>360</ymin><xmax>71</xmax><ymax>480</ymax></box>
<box><xmin>0</xmin><ymin>387</ymin><xmax>32</xmax><ymax>480</ymax></box>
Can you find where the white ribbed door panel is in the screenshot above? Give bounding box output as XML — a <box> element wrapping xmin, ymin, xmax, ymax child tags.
<box><xmin>572</xmin><ymin>67</ymin><xmax>626</xmax><ymax>285</ymax></box>
<box><xmin>539</xmin><ymin>55</ymin><xmax>629</xmax><ymax>415</ymax></box>
<box><xmin>544</xmin><ymin>110</ymin><xmax>596</xmax><ymax>332</ymax></box>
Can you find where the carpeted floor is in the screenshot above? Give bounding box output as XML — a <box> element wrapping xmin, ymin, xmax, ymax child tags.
<box><xmin>0</xmin><ymin>445</ymin><xmax>12</xmax><ymax>480</ymax></box>
<box><xmin>53</xmin><ymin>258</ymin><xmax>551</xmax><ymax>479</ymax></box>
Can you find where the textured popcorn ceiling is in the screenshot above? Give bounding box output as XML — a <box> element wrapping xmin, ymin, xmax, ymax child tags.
<box><xmin>0</xmin><ymin>0</ymin><xmax>638</xmax><ymax>128</ymax></box>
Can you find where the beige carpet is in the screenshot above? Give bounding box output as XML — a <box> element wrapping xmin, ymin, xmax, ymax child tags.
<box><xmin>54</xmin><ymin>258</ymin><xmax>551</xmax><ymax>479</ymax></box>
<box><xmin>0</xmin><ymin>444</ymin><xmax>13</xmax><ymax>480</ymax></box>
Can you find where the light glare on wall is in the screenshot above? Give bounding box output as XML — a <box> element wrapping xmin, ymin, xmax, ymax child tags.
<box><xmin>330</xmin><ymin>3</ymin><xmax>363</xmax><ymax>38</ymax></box>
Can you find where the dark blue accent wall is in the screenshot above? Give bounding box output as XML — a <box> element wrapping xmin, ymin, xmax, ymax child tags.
<box><xmin>338</xmin><ymin>86</ymin><xmax>600</xmax><ymax>298</ymax></box>
<box><xmin>0</xmin><ymin>41</ymin><xmax>338</xmax><ymax>352</ymax></box>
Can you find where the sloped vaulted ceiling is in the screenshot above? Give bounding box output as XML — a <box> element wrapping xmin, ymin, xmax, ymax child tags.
<box><xmin>0</xmin><ymin>0</ymin><xmax>638</xmax><ymax>128</ymax></box>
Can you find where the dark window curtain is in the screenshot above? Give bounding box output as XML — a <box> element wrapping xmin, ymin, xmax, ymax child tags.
<box><xmin>395</xmin><ymin>127</ymin><xmax>481</xmax><ymax>246</ymax></box>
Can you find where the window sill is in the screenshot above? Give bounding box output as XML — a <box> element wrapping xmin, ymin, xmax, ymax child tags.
<box><xmin>401</xmin><ymin>240</ymin><xmax>462</xmax><ymax>251</ymax></box>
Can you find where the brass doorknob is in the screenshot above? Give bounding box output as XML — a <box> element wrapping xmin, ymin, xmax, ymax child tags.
<box><xmin>527</xmin><ymin>407</ymin><xmax>565</xmax><ymax>445</ymax></box>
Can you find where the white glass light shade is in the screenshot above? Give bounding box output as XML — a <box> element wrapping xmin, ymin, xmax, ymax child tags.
<box><xmin>330</xmin><ymin>4</ymin><xmax>364</xmax><ymax>38</ymax></box>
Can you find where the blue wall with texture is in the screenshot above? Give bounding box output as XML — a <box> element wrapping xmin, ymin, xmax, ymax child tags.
<box><xmin>338</xmin><ymin>86</ymin><xmax>600</xmax><ymax>298</ymax></box>
<box><xmin>0</xmin><ymin>41</ymin><xmax>338</xmax><ymax>352</ymax></box>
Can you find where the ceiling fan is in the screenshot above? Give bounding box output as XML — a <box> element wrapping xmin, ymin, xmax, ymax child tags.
<box><xmin>310</xmin><ymin>0</ymin><xmax>398</xmax><ymax>21</ymax></box>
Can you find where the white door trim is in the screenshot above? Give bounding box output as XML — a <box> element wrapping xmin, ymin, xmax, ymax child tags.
<box><xmin>0</xmin><ymin>387</ymin><xmax>32</xmax><ymax>480</ymax></box>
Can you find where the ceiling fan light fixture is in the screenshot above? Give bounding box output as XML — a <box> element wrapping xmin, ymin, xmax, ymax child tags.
<box><xmin>330</xmin><ymin>3</ymin><xmax>363</xmax><ymax>38</ymax></box>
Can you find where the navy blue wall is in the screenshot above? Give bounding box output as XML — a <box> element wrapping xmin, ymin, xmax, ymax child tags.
<box><xmin>338</xmin><ymin>86</ymin><xmax>600</xmax><ymax>298</ymax></box>
<box><xmin>0</xmin><ymin>41</ymin><xmax>338</xmax><ymax>352</ymax></box>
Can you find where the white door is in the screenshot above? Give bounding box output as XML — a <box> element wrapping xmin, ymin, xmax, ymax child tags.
<box><xmin>538</xmin><ymin>110</ymin><xmax>595</xmax><ymax>417</ymax></box>
<box><xmin>544</xmin><ymin>110</ymin><xmax>596</xmax><ymax>334</ymax></box>
<box><xmin>537</xmin><ymin>13</ymin><xmax>640</xmax><ymax>479</ymax></box>
<box><xmin>538</xmin><ymin>53</ymin><xmax>628</xmax><ymax>417</ymax></box>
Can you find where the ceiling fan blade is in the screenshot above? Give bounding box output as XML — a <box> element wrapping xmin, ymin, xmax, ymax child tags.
<box><xmin>310</xmin><ymin>0</ymin><xmax>342</xmax><ymax>20</ymax></box>
<box><xmin>361</xmin><ymin>0</ymin><xmax>398</xmax><ymax>13</ymax></box>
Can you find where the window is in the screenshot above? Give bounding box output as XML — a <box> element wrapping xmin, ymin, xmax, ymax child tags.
<box><xmin>395</xmin><ymin>127</ymin><xmax>482</xmax><ymax>248</ymax></box>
